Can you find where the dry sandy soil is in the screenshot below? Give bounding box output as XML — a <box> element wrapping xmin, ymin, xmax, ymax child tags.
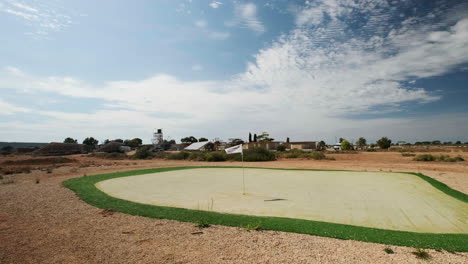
<box><xmin>1</xmin><ymin>151</ymin><xmax>467</xmax><ymax>264</ymax></box>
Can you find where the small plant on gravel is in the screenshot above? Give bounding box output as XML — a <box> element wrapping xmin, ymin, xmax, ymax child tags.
<box><xmin>412</xmin><ymin>249</ymin><xmax>432</xmax><ymax>260</ymax></box>
<box><xmin>196</xmin><ymin>220</ymin><xmax>211</xmax><ymax>229</ymax></box>
<box><xmin>46</xmin><ymin>166</ymin><xmax>54</xmax><ymax>174</ymax></box>
<box><xmin>35</xmin><ymin>178</ymin><xmax>40</xmax><ymax>184</ymax></box>
<box><xmin>244</xmin><ymin>223</ymin><xmax>263</xmax><ymax>231</ymax></box>
<box><xmin>384</xmin><ymin>247</ymin><xmax>394</xmax><ymax>254</ymax></box>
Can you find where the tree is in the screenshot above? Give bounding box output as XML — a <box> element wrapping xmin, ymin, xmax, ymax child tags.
<box><xmin>113</xmin><ymin>139</ymin><xmax>124</xmax><ymax>143</ymax></box>
<box><xmin>124</xmin><ymin>138</ymin><xmax>143</xmax><ymax>148</ymax></box>
<box><xmin>198</xmin><ymin>137</ymin><xmax>208</xmax><ymax>142</ymax></box>
<box><xmin>181</xmin><ymin>136</ymin><xmax>198</xmax><ymax>143</ymax></box>
<box><xmin>204</xmin><ymin>142</ymin><xmax>215</xmax><ymax>151</ymax></box>
<box><xmin>83</xmin><ymin>137</ymin><xmax>99</xmax><ymax>146</ymax></box>
<box><xmin>63</xmin><ymin>137</ymin><xmax>77</xmax><ymax>144</ymax></box>
<box><xmin>357</xmin><ymin>137</ymin><xmax>367</xmax><ymax>148</ymax></box>
<box><xmin>286</xmin><ymin>137</ymin><xmax>290</xmax><ymax>143</ymax></box>
<box><xmin>376</xmin><ymin>137</ymin><xmax>392</xmax><ymax>149</ymax></box>
<box><xmin>104</xmin><ymin>139</ymin><xmax>110</xmax><ymax>144</ymax></box>
<box><xmin>339</xmin><ymin>137</ymin><xmax>344</xmax><ymax>143</ymax></box>
<box><xmin>249</xmin><ymin>133</ymin><xmax>252</xmax><ymax>143</ymax></box>
<box><xmin>455</xmin><ymin>141</ymin><xmax>461</xmax><ymax>145</ymax></box>
<box><xmin>317</xmin><ymin>140</ymin><xmax>326</xmax><ymax>150</ymax></box>
<box><xmin>161</xmin><ymin>139</ymin><xmax>176</xmax><ymax>150</ymax></box>
<box><xmin>256</xmin><ymin>132</ymin><xmax>274</xmax><ymax>142</ymax></box>
<box><xmin>228</xmin><ymin>138</ymin><xmax>244</xmax><ymax>147</ymax></box>
<box><xmin>253</xmin><ymin>134</ymin><xmax>257</xmax><ymax>142</ymax></box>
<box><xmin>341</xmin><ymin>140</ymin><xmax>352</xmax><ymax>150</ymax></box>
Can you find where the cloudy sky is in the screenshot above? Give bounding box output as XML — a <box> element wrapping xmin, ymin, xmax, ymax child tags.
<box><xmin>1</xmin><ymin>0</ymin><xmax>467</xmax><ymax>144</ymax></box>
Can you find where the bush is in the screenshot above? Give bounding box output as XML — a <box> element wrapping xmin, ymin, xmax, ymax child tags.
<box><xmin>188</xmin><ymin>152</ymin><xmax>206</xmax><ymax>161</ymax></box>
<box><xmin>413</xmin><ymin>154</ymin><xmax>465</xmax><ymax>162</ymax></box>
<box><xmin>167</xmin><ymin>151</ymin><xmax>190</xmax><ymax>160</ymax></box>
<box><xmin>152</xmin><ymin>151</ymin><xmax>168</xmax><ymax>159</ymax></box>
<box><xmin>401</xmin><ymin>153</ymin><xmax>416</xmax><ymax>157</ymax></box>
<box><xmin>242</xmin><ymin>148</ymin><xmax>276</xmax><ymax>162</ymax></box>
<box><xmin>99</xmin><ymin>142</ymin><xmax>123</xmax><ymax>153</ymax></box>
<box><xmin>276</xmin><ymin>145</ymin><xmax>287</xmax><ymax>152</ymax></box>
<box><xmin>366</xmin><ymin>148</ymin><xmax>376</xmax><ymax>152</ymax></box>
<box><xmin>132</xmin><ymin>146</ymin><xmax>152</xmax><ymax>159</ymax></box>
<box><xmin>89</xmin><ymin>152</ymin><xmax>127</xmax><ymax>159</ymax></box>
<box><xmin>0</xmin><ymin>146</ymin><xmax>14</xmax><ymax>155</ymax></box>
<box><xmin>413</xmin><ymin>154</ymin><xmax>436</xmax><ymax>161</ymax></box>
<box><xmin>205</xmin><ymin>152</ymin><xmax>227</xmax><ymax>162</ymax></box>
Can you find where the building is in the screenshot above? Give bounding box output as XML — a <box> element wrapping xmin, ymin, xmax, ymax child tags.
<box><xmin>288</xmin><ymin>141</ymin><xmax>318</xmax><ymax>151</ymax></box>
<box><xmin>184</xmin><ymin>141</ymin><xmax>213</xmax><ymax>151</ymax></box>
<box><xmin>243</xmin><ymin>142</ymin><xmax>282</xmax><ymax>151</ymax></box>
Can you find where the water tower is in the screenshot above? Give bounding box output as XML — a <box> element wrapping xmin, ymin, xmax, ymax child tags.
<box><xmin>152</xmin><ymin>129</ymin><xmax>163</xmax><ymax>146</ymax></box>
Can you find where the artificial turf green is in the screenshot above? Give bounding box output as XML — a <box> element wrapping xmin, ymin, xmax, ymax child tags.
<box><xmin>63</xmin><ymin>166</ymin><xmax>468</xmax><ymax>252</ymax></box>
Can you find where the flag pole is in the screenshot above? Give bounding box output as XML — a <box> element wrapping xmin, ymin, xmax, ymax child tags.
<box><xmin>242</xmin><ymin>150</ymin><xmax>245</xmax><ymax>195</ymax></box>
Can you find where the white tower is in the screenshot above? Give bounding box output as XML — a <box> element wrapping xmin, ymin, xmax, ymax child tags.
<box><xmin>152</xmin><ymin>129</ymin><xmax>163</xmax><ymax>146</ymax></box>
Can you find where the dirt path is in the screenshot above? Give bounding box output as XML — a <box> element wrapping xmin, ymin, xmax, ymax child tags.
<box><xmin>1</xmin><ymin>153</ymin><xmax>467</xmax><ymax>263</ymax></box>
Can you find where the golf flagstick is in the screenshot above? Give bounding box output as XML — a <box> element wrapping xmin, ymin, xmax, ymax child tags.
<box><xmin>242</xmin><ymin>150</ymin><xmax>245</xmax><ymax>195</ymax></box>
<box><xmin>224</xmin><ymin>144</ymin><xmax>245</xmax><ymax>195</ymax></box>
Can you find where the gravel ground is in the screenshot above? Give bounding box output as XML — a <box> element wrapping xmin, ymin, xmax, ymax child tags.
<box><xmin>1</xmin><ymin>152</ymin><xmax>467</xmax><ymax>263</ymax></box>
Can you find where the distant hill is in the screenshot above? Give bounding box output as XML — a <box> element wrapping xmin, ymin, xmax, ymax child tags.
<box><xmin>0</xmin><ymin>142</ymin><xmax>49</xmax><ymax>149</ymax></box>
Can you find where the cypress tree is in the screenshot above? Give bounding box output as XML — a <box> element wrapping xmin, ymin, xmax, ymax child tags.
<box><xmin>253</xmin><ymin>134</ymin><xmax>257</xmax><ymax>142</ymax></box>
<box><xmin>249</xmin><ymin>133</ymin><xmax>252</xmax><ymax>143</ymax></box>
<box><xmin>286</xmin><ymin>137</ymin><xmax>290</xmax><ymax>143</ymax></box>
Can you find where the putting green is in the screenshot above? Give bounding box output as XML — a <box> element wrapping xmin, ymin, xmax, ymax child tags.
<box><xmin>96</xmin><ymin>168</ymin><xmax>468</xmax><ymax>234</ymax></box>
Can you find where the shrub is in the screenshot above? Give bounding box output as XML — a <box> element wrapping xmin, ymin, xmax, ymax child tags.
<box><xmin>205</xmin><ymin>152</ymin><xmax>227</xmax><ymax>162</ymax></box>
<box><xmin>132</xmin><ymin>146</ymin><xmax>152</xmax><ymax>159</ymax></box>
<box><xmin>414</xmin><ymin>154</ymin><xmax>464</xmax><ymax>162</ymax></box>
<box><xmin>99</xmin><ymin>142</ymin><xmax>123</xmax><ymax>153</ymax></box>
<box><xmin>0</xmin><ymin>146</ymin><xmax>14</xmax><ymax>155</ymax></box>
<box><xmin>401</xmin><ymin>153</ymin><xmax>416</xmax><ymax>157</ymax></box>
<box><xmin>188</xmin><ymin>152</ymin><xmax>206</xmax><ymax>161</ymax></box>
<box><xmin>152</xmin><ymin>151</ymin><xmax>168</xmax><ymax>159</ymax></box>
<box><xmin>366</xmin><ymin>148</ymin><xmax>376</xmax><ymax>152</ymax></box>
<box><xmin>244</xmin><ymin>223</ymin><xmax>263</xmax><ymax>231</ymax></box>
<box><xmin>276</xmin><ymin>145</ymin><xmax>287</xmax><ymax>152</ymax></box>
<box><xmin>413</xmin><ymin>154</ymin><xmax>435</xmax><ymax>161</ymax></box>
<box><xmin>412</xmin><ymin>249</ymin><xmax>432</xmax><ymax>260</ymax></box>
<box><xmin>242</xmin><ymin>148</ymin><xmax>276</xmax><ymax>162</ymax></box>
<box><xmin>167</xmin><ymin>151</ymin><xmax>190</xmax><ymax>160</ymax></box>
<box><xmin>89</xmin><ymin>152</ymin><xmax>127</xmax><ymax>159</ymax></box>
<box><xmin>341</xmin><ymin>140</ymin><xmax>352</xmax><ymax>150</ymax></box>
<box><xmin>309</xmin><ymin>152</ymin><xmax>326</xmax><ymax>160</ymax></box>
<box><xmin>384</xmin><ymin>247</ymin><xmax>394</xmax><ymax>254</ymax></box>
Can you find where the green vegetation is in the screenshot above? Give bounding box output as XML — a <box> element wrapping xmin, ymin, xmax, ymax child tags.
<box><xmin>64</xmin><ymin>166</ymin><xmax>468</xmax><ymax>252</ymax></box>
<box><xmin>63</xmin><ymin>137</ymin><xmax>77</xmax><ymax>144</ymax></box>
<box><xmin>167</xmin><ymin>151</ymin><xmax>191</xmax><ymax>160</ymax></box>
<box><xmin>357</xmin><ymin>137</ymin><xmax>367</xmax><ymax>148</ymax></box>
<box><xmin>244</xmin><ymin>223</ymin><xmax>263</xmax><ymax>231</ymax></box>
<box><xmin>205</xmin><ymin>152</ymin><xmax>227</xmax><ymax>162</ymax></box>
<box><xmin>341</xmin><ymin>140</ymin><xmax>352</xmax><ymax>150</ymax></box>
<box><xmin>181</xmin><ymin>136</ymin><xmax>198</xmax><ymax>143</ymax></box>
<box><xmin>401</xmin><ymin>153</ymin><xmax>416</xmax><ymax>157</ymax></box>
<box><xmin>279</xmin><ymin>149</ymin><xmax>334</xmax><ymax>160</ymax></box>
<box><xmin>124</xmin><ymin>138</ymin><xmax>142</xmax><ymax>148</ymax></box>
<box><xmin>276</xmin><ymin>144</ymin><xmax>287</xmax><ymax>152</ymax></box>
<box><xmin>0</xmin><ymin>146</ymin><xmax>14</xmax><ymax>155</ymax></box>
<box><xmin>83</xmin><ymin>137</ymin><xmax>99</xmax><ymax>146</ymax></box>
<box><xmin>413</xmin><ymin>154</ymin><xmax>464</xmax><ymax>162</ymax></box>
<box><xmin>377</xmin><ymin>137</ymin><xmax>392</xmax><ymax>149</ymax></box>
<box><xmin>242</xmin><ymin>147</ymin><xmax>276</xmax><ymax>161</ymax></box>
<box><xmin>383</xmin><ymin>247</ymin><xmax>394</xmax><ymax>254</ymax></box>
<box><xmin>89</xmin><ymin>152</ymin><xmax>127</xmax><ymax>159</ymax></box>
<box><xmin>196</xmin><ymin>220</ymin><xmax>211</xmax><ymax>229</ymax></box>
<box><xmin>132</xmin><ymin>146</ymin><xmax>152</xmax><ymax>159</ymax></box>
<box><xmin>412</xmin><ymin>249</ymin><xmax>432</xmax><ymax>260</ymax></box>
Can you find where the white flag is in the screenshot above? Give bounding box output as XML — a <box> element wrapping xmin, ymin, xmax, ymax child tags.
<box><xmin>225</xmin><ymin>144</ymin><xmax>243</xmax><ymax>154</ymax></box>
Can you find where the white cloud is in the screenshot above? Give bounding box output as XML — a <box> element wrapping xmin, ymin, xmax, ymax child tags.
<box><xmin>0</xmin><ymin>0</ymin><xmax>76</xmax><ymax>36</ymax></box>
<box><xmin>0</xmin><ymin>99</ymin><xmax>30</xmax><ymax>115</ymax></box>
<box><xmin>209</xmin><ymin>1</ymin><xmax>222</xmax><ymax>9</ymax></box>
<box><xmin>2</xmin><ymin>1</ymin><xmax>468</xmax><ymax>142</ymax></box>
<box><xmin>230</xmin><ymin>3</ymin><xmax>265</xmax><ymax>34</ymax></box>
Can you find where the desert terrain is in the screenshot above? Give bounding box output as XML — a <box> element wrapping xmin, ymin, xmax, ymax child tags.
<box><xmin>1</xmin><ymin>151</ymin><xmax>467</xmax><ymax>263</ymax></box>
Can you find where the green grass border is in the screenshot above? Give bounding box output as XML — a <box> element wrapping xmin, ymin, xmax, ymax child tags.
<box><xmin>63</xmin><ymin>166</ymin><xmax>468</xmax><ymax>252</ymax></box>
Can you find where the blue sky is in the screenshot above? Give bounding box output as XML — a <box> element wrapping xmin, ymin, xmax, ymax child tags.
<box><xmin>0</xmin><ymin>0</ymin><xmax>467</xmax><ymax>144</ymax></box>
